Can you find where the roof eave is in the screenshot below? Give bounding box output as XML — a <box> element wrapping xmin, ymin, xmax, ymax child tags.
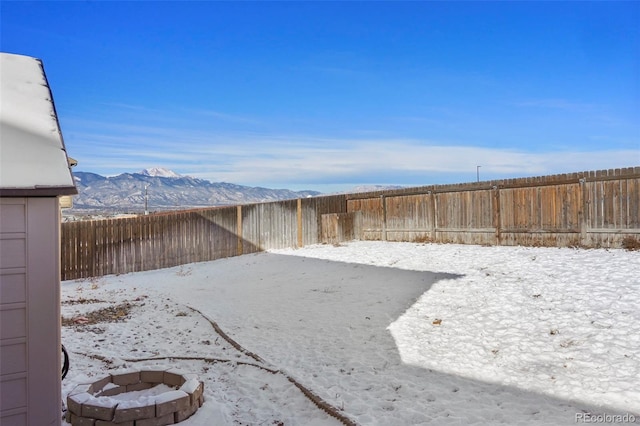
<box><xmin>0</xmin><ymin>186</ymin><xmax>78</xmax><ymax>197</ymax></box>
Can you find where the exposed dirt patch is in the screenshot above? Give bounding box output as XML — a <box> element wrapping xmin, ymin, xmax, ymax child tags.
<box><xmin>62</xmin><ymin>302</ymin><xmax>134</xmax><ymax>327</ymax></box>
<box><xmin>62</xmin><ymin>298</ymin><xmax>106</xmax><ymax>305</ymax></box>
<box><xmin>622</xmin><ymin>236</ymin><xmax>640</xmax><ymax>251</ymax></box>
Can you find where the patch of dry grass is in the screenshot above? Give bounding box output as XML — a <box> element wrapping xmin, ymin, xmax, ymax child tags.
<box><xmin>622</xmin><ymin>236</ymin><xmax>640</xmax><ymax>251</ymax></box>
<box><xmin>61</xmin><ymin>302</ymin><xmax>133</xmax><ymax>327</ymax></box>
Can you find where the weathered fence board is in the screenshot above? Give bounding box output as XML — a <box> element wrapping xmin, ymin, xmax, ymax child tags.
<box><xmin>346</xmin><ymin>198</ymin><xmax>383</xmax><ymax>240</ymax></box>
<box><xmin>385</xmin><ymin>194</ymin><xmax>432</xmax><ymax>242</ymax></box>
<box><xmin>433</xmin><ymin>190</ymin><xmax>496</xmax><ymax>244</ymax></box>
<box><xmin>309</xmin><ymin>195</ymin><xmax>348</xmax><ymax>244</ymax></box>
<box><xmin>321</xmin><ymin>212</ymin><xmax>361</xmax><ymax>244</ymax></box>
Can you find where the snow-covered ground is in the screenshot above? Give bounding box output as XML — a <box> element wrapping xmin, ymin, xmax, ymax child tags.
<box><xmin>61</xmin><ymin>241</ymin><xmax>640</xmax><ymax>425</ymax></box>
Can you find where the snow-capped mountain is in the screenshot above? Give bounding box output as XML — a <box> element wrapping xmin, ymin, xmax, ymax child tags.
<box><xmin>70</xmin><ymin>169</ymin><xmax>321</xmax><ymax>213</ymax></box>
<box><xmin>139</xmin><ymin>167</ymin><xmax>182</xmax><ymax>178</ymax></box>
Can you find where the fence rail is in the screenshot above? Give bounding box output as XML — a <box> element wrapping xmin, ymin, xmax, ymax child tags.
<box><xmin>61</xmin><ymin>167</ymin><xmax>639</xmax><ymax>280</ymax></box>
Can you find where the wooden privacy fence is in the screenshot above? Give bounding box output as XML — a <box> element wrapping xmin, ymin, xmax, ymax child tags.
<box><xmin>61</xmin><ymin>195</ymin><xmax>346</xmax><ymax>280</ymax></box>
<box><xmin>332</xmin><ymin>167</ymin><xmax>640</xmax><ymax>248</ymax></box>
<box><xmin>62</xmin><ymin>167</ymin><xmax>639</xmax><ymax>280</ymax></box>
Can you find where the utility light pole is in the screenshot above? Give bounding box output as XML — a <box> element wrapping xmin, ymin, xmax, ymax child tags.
<box><xmin>144</xmin><ymin>184</ymin><xmax>149</xmax><ymax>215</ymax></box>
<box><xmin>477</xmin><ymin>166</ymin><xmax>481</xmax><ymax>182</ymax></box>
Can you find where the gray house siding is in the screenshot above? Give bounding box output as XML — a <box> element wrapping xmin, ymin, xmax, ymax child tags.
<box><xmin>1</xmin><ymin>197</ymin><xmax>62</xmax><ymax>426</ymax></box>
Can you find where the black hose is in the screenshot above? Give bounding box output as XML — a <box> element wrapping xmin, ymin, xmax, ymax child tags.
<box><xmin>61</xmin><ymin>345</ymin><xmax>69</xmax><ymax>380</ymax></box>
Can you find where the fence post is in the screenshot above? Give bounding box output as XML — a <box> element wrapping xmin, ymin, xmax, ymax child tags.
<box><xmin>237</xmin><ymin>205</ymin><xmax>243</xmax><ymax>256</ymax></box>
<box><xmin>432</xmin><ymin>192</ymin><xmax>439</xmax><ymax>243</ymax></box>
<box><xmin>492</xmin><ymin>185</ymin><xmax>501</xmax><ymax>245</ymax></box>
<box><xmin>381</xmin><ymin>195</ymin><xmax>387</xmax><ymax>241</ymax></box>
<box><xmin>579</xmin><ymin>177</ymin><xmax>587</xmax><ymax>247</ymax></box>
<box><xmin>297</xmin><ymin>198</ymin><xmax>303</xmax><ymax>247</ymax></box>
<box><xmin>428</xmin><ymin>191</ymin><xmax>436</xmax><ymax>242</ymax></box>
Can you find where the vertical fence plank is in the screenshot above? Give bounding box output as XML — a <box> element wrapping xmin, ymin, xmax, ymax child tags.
<box><xmin>297</xmin><ymin>199</ymin><xmax>303</xmax><ymax>248</ymax></box>
<box><xmin>493</xmin><ymin>186</ymin><xmax>501</xmax><ymax>245</ymax></box>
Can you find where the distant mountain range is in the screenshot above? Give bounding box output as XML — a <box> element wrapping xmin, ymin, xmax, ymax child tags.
<box><xmin>69</xmin><ymin>168</ymin><xmax>321</xmax><ymax>213</ymax></box>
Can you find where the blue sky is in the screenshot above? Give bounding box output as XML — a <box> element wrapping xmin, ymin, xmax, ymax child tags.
<box><xmin>2</xmin><ymin>1</ymin><xmax>639</xmax><ymax>192</ymax></box>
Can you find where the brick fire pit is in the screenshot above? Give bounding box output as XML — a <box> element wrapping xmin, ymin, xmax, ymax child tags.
<box><xmin>66</xmin><ymin>368</ymin><xmax>204</xmax><ymax>425</ymax></box>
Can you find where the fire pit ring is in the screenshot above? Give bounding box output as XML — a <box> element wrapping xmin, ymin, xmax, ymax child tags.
<box><xmin>66</xmin><ymin>367</ymin><xmax>204</xmax><ymax>425</ymax></box>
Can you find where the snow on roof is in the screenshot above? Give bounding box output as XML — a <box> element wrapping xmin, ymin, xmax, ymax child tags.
<box><xmin>0</xmin><ymin>52</ymin><xmax>77</xmax><ymax>195</ymax></box>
